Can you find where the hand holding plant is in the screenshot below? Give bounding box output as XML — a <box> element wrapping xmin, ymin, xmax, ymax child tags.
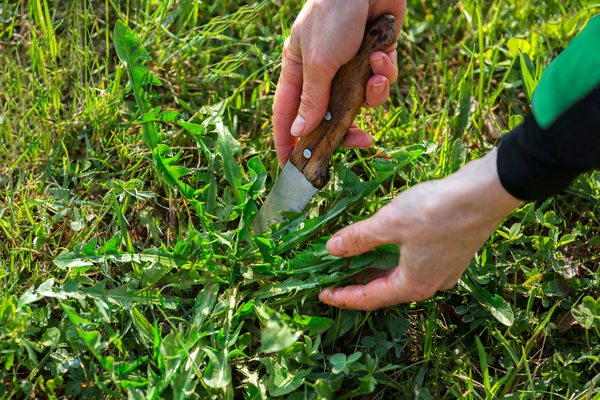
<box><xmin>320</xmin><ymin>150</ymin><xmax>522</xmax><ymax>310</ymax></box>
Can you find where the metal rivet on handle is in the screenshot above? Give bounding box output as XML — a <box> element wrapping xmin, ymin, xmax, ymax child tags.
<box><xmin>324</xmin><ymin>111</ymin><xmax>332</xmax><ymax>121</ymax></box>
<box><xmin>303</xmin><ymin>149</ymin><xmax>312</xmax><ymax>159</ymax></box>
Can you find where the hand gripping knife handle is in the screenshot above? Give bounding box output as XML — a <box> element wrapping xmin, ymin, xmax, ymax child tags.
<box><xmin>253</xmin><ymin>15</ymin><xmax>397</xmax><ymax>234</ymax></box>
<box><xmin>288</xmin><ymin>14</ymin><xmax>398</xmax><ymax>188</ymax></box>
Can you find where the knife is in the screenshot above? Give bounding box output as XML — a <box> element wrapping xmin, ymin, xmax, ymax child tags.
<box><xmin>253</xmin><ymin>14</ymin><xmax>397</xmax><ymax>235</ymax></box>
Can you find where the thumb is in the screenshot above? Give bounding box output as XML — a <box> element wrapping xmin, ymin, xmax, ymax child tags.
<box><xmin>291</xmin><ymin>61</ymin><xmax>337</xmax><ymax>137</ymax></box>
<box><xmin>327</xmin><ymin>209</ymin><xmax>393</xmax><ymax>257</ymax></box>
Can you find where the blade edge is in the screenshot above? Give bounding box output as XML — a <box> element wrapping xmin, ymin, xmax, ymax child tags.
<box><xmin>252</xmin><ymin>163</ymin><xmax>318</xmax><ymax>234</ymax></box>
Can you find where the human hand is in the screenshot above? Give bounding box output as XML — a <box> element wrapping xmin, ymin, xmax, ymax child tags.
<box><xmin>318</xmin><ymin>150</ymin><xmax>522</xmax><ymax>311</ymax></box>
<box><xmin>273</xmin><ymin>0</ymin><xmax>406</xmax><ymax>166</ymax></box>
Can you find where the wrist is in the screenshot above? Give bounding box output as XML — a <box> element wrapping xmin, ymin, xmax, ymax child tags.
<box><xmin>450</xmin><ymin>149</ymin><xmax>522</xmax><ymax>225</ymax></box>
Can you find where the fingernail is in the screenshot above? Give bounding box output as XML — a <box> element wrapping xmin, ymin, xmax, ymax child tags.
<box><xmin>327</xmin><ymin>236</ymin><xmax>347</xmax><ymax>255</ymax></box>
<box><xmin>331</xmin><ymin>287</ymin><xmax>342</xmax><ymax>302</ymax></box>
<box><xmin>290</xmin><ymin>114</ymin><xmax>305</xmax><ymax>137</ymax></box>
<box><xmin>390</xmin><ymin>50</ymin><xmax>398</xmax><ymax>66</ymax></box>
<box><xmin>373</xmin><ymin>83</ymin><xmax>385</xmax><ymax>95</ymax></box>
<box><xmin>319</xmin><ymin>287</ymin><xmax>341</xmax><ymax>303</ymax></box>
<box><xmin>372</xmin><ymin>55</ymin><xmax>384</xmax><ymax>68</ymax></box>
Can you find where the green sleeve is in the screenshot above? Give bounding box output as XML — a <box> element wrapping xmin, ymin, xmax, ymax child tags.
<box><xmin>532</xmin><ymin>14</ymin><xmax>600</xmax><ymax>129</ymax></box>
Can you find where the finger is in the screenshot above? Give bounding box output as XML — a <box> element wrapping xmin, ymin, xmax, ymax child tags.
<box><xmin>273</xmin><ymin>40</ymin><xmax>303</xmax><ymax>166</ymax></box>
<box><xmin>291</xmin><ymin>39</ymin><xmax>341</xmax><ymax>137</ymax></box>
<box><xmin>348</xmin><ymin>267</ymin><xmax>393</xmax><ymax>284</ymax></box>
<box><xmin>364</xmin><ymin>75</ymin><xmax>389</xmax><ymax>108</ymax></box>
<box><xmin>370</xmin><ymin>50</ymin><xmax>398</xmax><ymax>84</ymax></box>
<box><xmin>386</xmin><ymin>47</ymin><xmax>398</xmax><ymax>78</ymax></box>
<box><xmin>319</xmin><ymin>268</ymin><xmax>413</xmax><ymax>311</ymax></box>
<box><xmin>326</xmin><ymin>204</ymin><xmax>398</xmax><ymax>257</ymax></box>
<box><xmin>340</xmin><ymin>124</ymin><xmax>372</xmax><ymax>149</ymax></box>
<box><xmin>290</xmin><ymin>58</ymin><xmax>337</xmax><ymax>138</ymax></box>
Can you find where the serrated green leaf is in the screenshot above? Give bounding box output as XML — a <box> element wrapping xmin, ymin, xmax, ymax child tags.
<box><xmin>114</xmin><ymin>20</ymin><xmax>160</xmax><ymax>149</ymax></box>
<box><xmin>274</xmin><ymin>181</ymin><xmax>376</xmax><ymax>254</ymax></box>
<box><xmin>254</xmin><ymin>236</ymin><xmax>276</xmax><ymax>260</ymax></box>
<box><xmin>153</xmin><ymin>144</ymin><xmax>205</xmax><ymax>214</ymax></box>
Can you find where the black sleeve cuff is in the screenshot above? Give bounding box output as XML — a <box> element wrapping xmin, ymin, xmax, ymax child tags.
<box><xmin>497</xmin><ymin>84</ymin><xmax>600</xmax><ymax>201</ymax></box>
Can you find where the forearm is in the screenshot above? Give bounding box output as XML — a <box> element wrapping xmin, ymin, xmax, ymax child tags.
<box><xmin>444</xmin><ymin>150</ymin><xmax>522</xmax><ymax>228</ymax></box>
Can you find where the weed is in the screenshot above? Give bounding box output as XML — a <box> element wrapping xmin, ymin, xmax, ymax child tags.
<box><xmin>1</xmin><ymin>0</ymin><xmax>600</xmax><ymax>399</ymax></box>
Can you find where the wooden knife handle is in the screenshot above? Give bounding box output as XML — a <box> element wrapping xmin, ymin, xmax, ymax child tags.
<box><xmin>288</xmin><ymin>14</ymin><xmax>397</xmax><ymax>189</ymax></box>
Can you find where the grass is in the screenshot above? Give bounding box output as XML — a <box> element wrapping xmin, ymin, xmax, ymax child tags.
<box><xmin>1</xmin><ymin>0</ymin><xmax>600</xmax><ymax>398</ymax></box>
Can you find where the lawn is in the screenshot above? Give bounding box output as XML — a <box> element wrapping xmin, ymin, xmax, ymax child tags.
<box><xmin>1</xmin><ymin>0</ymin><xmax>600</xmax><ymax>398</ymax></box>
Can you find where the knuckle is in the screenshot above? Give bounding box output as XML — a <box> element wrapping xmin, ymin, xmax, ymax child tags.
<box><xmin>421</xmin><ymin>196</ymin><xmax>448</xmax><ymax>227</ymax></box>
<box><xmin>411</xmin><ymin>284</ymin><xmax>438</xmax><ymax>302</ymax></box>
<box><xmin>282</xmin><ymin>42</ymin><xmax>302</xmax><ymax>64</ymax></box>
<box><xmin>375</xmin><ymin>205</ymin><xmax>402</xmax><ymax>239</ymax></box>
<box><xmin>420</xmin><ymin>196</ymin><xmax>438</xmax><ymax>218</ymax></box>
<box><xmin>277</xmin><ymin>64</ymin><xmax>301</xmax><ymax>88</ymax></box>
<box><xmin>305</xmin><ymin>52</ymin><xmax>338</xmax><ymax>77</ymax></box>
<box><xmin>344</xmin><ymin>225</ymin><xmax>369</xmax><ymax>253</ymax></box>
<box><xmin>309</xmin><ymin>55</ymin><xmax>334</xmax><ymax>72</ymax></box>
<box><xmin>299</xmin><ymin>90</ymin><xmax>324</xmax><ymax>113</ymax></box>
<box><xmin>439</xmin><ymin>279</ymin><xmax>459</xmax><ymax>291</ymax></box>
<box><xmin>401</xmin><ymin>280</ymin><xmax>437</xmax><ymax>302</ymax></box>
<box><xmin>378</xmin><ymin>202</ymin><xmax>400</xmax><ymax>220</ymax></box>
<box><xmin>391</xmin><ymin>270</ymin><xmax>438</xmax><ymax>303</ymax></box>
